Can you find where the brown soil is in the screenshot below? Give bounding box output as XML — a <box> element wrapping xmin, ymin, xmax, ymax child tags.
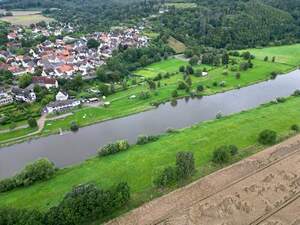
<box><xmin>106</xmin><ymin>135</ymin><xmax>300</xmax><ymax>225</ymax></box>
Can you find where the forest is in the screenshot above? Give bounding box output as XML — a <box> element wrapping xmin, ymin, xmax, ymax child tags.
<box><xmin>1</xmin><ymin>0</ymin><xmax>300</xmax><ymax>49</ymax></box>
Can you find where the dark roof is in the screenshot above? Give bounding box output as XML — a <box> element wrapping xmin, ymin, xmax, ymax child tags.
<box><xmin>11</xmin><ymin>87</ymin><xmax>31</xmax><ymax>96</ymax></box>
<box><xmin>47</xmin><ymin>99</ymin><xmax>78</xmax><ymax>108</ymax></box>
<box><xmin>32</xmin><ymin>76</ymin><xmax>57</xmax><ymax>85</ymax></box>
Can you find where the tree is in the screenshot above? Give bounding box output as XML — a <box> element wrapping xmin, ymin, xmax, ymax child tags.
<box><xmin>98</xmin><ymin>83</ymin><xmax>110</xmax><ymax>96</ymax></box>
<box><xmin>258</xmin><ymin>130</ymin><xmax>277</xmax><ymax>145</ymax></box>
<box><xmin>272</xmin><ymin>56</ymin><xmax>276</xmax><ymax>62</ymax></box>
<box><xmin>291</xmin><ymin>124</ymin><xmax>299</xmax><ymax>132</ymax></box>
<box><xmin>87</xmin><ymin>38</ymin><xmax>100</xmax><ymax>49</ymax></box>
<box><xmin>179</xmin><ymin>65</ymin><xmax>185</xmax><ymax>72</ymax></box>
<box><xmin>18</xmin><ymin>74</ymin><xmax>32</xmax><ymax>88</ymax></box>
<box><xmin>189</xmin><ymin>55</ymin><xmax>199</xmax><ymax>66</ymax></box>
<box><xmin>70</xmin><ymin>121</ymin><xmax>79</xmax><ymax>132</ymax></box>
<box><xmin>196</xmin><ymin>84</ymin><xmax>204</xmax><ymax>92</ymax></box>
<box><xmin>222</xmin><ymin>53</ymin><xmax>229</xmax><ymax>65</ymax></box>
<box><xmin>186</xmin><ymin>65</ymin><xmax>194</xmax><ymax>75</ymax></box>
<box><xmin>28</xmin><ymin>117</ymin><xmax>37</xmax><ymax>128</ymax></box>
<box><xmin>172</xmin><ymin>90</ymin><xmax>178</xmax><ymax>98</ymax></box>
<box><xmin>176</xmin><ymin>152</ymin><xmax>195</xmax><ymax>180</ymax></box>
<box><xmin>154</xmin><ymin>166</ymin><xmax>176</xmax><ymax>188</ymax></box>
<box><xmin>212</xmin><ymin>146</ymin><xmax>231</xmax><ymax>164</ymax></box>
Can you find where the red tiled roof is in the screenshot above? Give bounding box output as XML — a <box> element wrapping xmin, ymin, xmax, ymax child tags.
<box><xmin>57</xmin><ymin>64</ymin><xmax>74</xmax><ymax>73</ymax></box>
<box><xmin>32</xmin><ymin>76</ymin><xmax>57</xmax><ymax>85</ymax></box>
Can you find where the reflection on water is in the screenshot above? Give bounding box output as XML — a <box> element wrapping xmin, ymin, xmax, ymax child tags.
<box><xmin>0</xmin><ymin>70</ymin><xmax>300</xmax><ymax>178</ymax></box>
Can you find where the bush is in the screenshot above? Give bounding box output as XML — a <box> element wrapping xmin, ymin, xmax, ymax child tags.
<box><xmin>98</xmin><ymin>140</ymin><xmax>129</xmax><ymax>157</ymax></box>
<box><xmin>276</xmin><ymin>97</ymin><xmax>286</xmax><ymax>103</ymax></box>
<box><xmin>176</xmin><ymin>152</ymin><xmax>195</xmax><ymax>180</ymax></box>
<box><xmin>27</xmin><ymin>117</ymin><xmax>37</xmax><ymax>128</ymax></box>
<box><xmin>212</xmin><ymin>146</ymin><xmax>231</xmax><ymax>164</ymax></box>
<box><xmin>258</xmin><ymin>130</ymin><xmax>277</xmax><ymax>145</ymax></box>
<box><xmin>293</xmin><ymin>90</ymin><xmax>300</xmax><ymax>96</ymax></box>
<box><xmin>154</xmin><ymin>166</ymin><xmax>177</xmax><ymax>188</ymax></box>
<box><xmin>138</xmin><ymin>91</ymin><xmax>150</xmax><ymax>100</ymax></box>
<box><xmin>0</xmin><ymin>208</ymin><xmax>44</xmax><ymax>225</ymax></box>
<box><xmin>235</xmin><ymin>72</ymin><xmax>241</xmax><ymax>79</ymax></box>
<box><xmin>70</xmin><ymin>121</ymin><xmax>79</xmax><ymax>132</ymax></box>
<box><xmin>196</xmin><ymin>84</ymin><xmax>204</xmax><ymax>92</ymax></box>
<box><xmin>177</xmin><ymin>81</ymin><xmax>188</xmax><ymax>90</ymax></box>
<box><xmin>291</xmin><ymin>124</ymin><xmax>299</xmax><ymax>132</ymax></box>
<box><xmin>0</xmin><ymin>158</ymin><xmax>56</xmax><ymax>193</ymax></box>
<box><xmin>137</xmin><ymin>135</ymin><xmax>159</xmax><ymax>145</ymax></box>
<box><xmin>228</xmin><ymin>145</ymin><xmax>239</xmax><ymax>156</ymax></box>
<box><xmin>270</xmin><ymin>71</ymin><xmax>277</xmax><ymax>79</ymax></box>
<box><xmin>172</xmin><ymin>90</ymin><xmax>178</xmax><ymax>98</ymax></box>
<box><xmin>44</xmin><ymin>182</ymin><xmax>130</xmax><ymax>225</ymax></box>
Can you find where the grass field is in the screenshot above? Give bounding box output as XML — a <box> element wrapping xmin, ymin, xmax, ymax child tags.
<box><xmin>244</xmin><ymin>44</ymin><xmax>300</xmax><ymax>66</ymax></box>
<box><xmin>0</xmin><ymin>11</ymin><xmax>54</xmax><ymax>25</ymax></box>
<box><xmin>134</xmin><ymin>58</ymin><xmax>212</xmax><ymax>78</ymax></box>
<box><xmin>1</xmin><ymin>95</ymin><xmax>300</xmax><ymax>216</ymax></box>
<box><xmin>165</xmin><ymin>3</ymin><xmax>197</xmax><ymax>9</ymax></box>
<box><xmin>167</xmin><ymin>36</ymin><xmax>187</xmax><ymax>53</ymax></box>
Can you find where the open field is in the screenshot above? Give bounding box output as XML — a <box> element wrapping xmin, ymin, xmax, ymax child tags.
<box><xmin>165</xmin><ymin>2</ymin><xmax>197</xmax><ymax>9</ymax></box>
<box><xmin>167</xmin><ymin>36</ymin><xmax>186</xmax><ymax>53</ymax></box>
<box><xmin>1</xmin><ymin>95</ymin><xmax>300</xmax><ymax>217</ymax></box>
<box><xmin>107</xmin><ymin>134</ymin><xmax>300</xmax><ymax>225</ymax></box>
<box><xmin>0</xmin><ymin>10</ymin><xmax>54</xmax><ymax>25</ymax></box>
<box><xmin>245</xmin><ymin>44</ymin><xmax>300</xmax><ymax>66</ymax></box>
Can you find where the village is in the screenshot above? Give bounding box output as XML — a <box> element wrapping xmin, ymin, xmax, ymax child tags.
<box><xmin>0</xmin><ymin>21</ymin><xmax>148</xmax><ymax>115</ymax></box>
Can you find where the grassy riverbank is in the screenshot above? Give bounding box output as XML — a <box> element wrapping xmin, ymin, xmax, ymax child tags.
<box><xmin>1</xmin><ymin>95</ymin><xmax>300</xmax><ymax>218</ymax></box>
<box><xmin>0</xmin><ymin>45</ymin><xmax>297</xmax><ymax>145</ymax></box>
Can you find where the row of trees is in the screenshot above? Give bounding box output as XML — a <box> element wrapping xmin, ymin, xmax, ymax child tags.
<box><xmin>0</xmin><ymin>182</ymin><xmax>130</xmax><ymax>225</ymax></box>
<box><xmin>0</xmin><ymin>158</ymin><xmax>56</xmax><ymax>193</ymax></box>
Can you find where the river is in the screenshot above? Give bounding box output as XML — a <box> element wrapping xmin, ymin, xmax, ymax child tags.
<box><xmin>1</xmin><ymin>70</ymin><xmax>300</xmax><ymax>178</ymax></box>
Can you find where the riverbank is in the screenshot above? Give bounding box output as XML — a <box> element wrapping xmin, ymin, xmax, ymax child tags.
<box><xmin>0</xmin><ymin>55</ymin><xmax>295</xmax><ymax>147</ymax></box>
<box><xmin>1</xmin><ymin>94</ymin><xmax>300</xmax><ymax>223</ymax></box>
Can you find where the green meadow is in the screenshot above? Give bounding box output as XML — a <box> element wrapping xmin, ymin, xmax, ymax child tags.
<box><xmin>244</xmin><ymin>44</ymin><xmax>300</xmax><ymax>66</ymax></box>
<box><xmin>1</xmin><ymin>95</ymin><xmax>300</xmax><ymax>215</ymax></box>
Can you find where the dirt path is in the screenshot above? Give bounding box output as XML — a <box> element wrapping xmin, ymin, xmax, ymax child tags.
<box><xmin>106</xmin><ymin>135</ymin><xmax>300</xmax><ymax>225</ymax></box>
<box><xmin>0</xmin><ymin>114</ymin><xmax>47</xmax><ymax>145</ymax></box>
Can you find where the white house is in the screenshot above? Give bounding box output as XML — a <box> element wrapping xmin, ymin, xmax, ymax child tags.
<box><xmin>11</xmin><ymin>87</ymin><xmax>36</xmax><ymax>103</ymax></box>
<box><xmin>0</xmin><ymin>89</ymin><xmax>13</xmax><ymax>106</ymax></box>
<box><xmin>44</xmin><ymin>99</ymin><xmax>81</xmax><ymax>113</ymax></box>
<box><xmin>56</xmin><ymin>91</ymin><xmax>69</xmax><ymax>101</ymax></box>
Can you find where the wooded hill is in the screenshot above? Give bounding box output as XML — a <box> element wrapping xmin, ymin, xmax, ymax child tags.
<box><xmin>1</xmin><ymin>0</ymin><xmax>300</xmax><ymax>48</ymax></box>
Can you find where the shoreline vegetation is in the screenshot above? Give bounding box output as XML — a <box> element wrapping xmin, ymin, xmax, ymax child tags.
<box><xmin>0</xmin><ymin>44</ymin><xmax>299</xmax><ymax>147</ymax></box>
<box><xmin>1</xmin><ymin>91</ymin><xmax>300</xmax><ymax>224</ymax></box>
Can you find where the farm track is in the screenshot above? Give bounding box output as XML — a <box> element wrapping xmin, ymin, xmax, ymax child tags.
<box><xmin>106</xmin><ymin>135</ymin><xmax>300</xmax><ymax>225</ymax></box>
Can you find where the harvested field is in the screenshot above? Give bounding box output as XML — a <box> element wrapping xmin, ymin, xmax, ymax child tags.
<box><xmin>0</xmin><ymin>10</ymin><xmax>54</xmax><ymax>25</ymax></box>
<box><xmin>106</xmin><ymin>135</ymin><xmax>300</xmax><ymax>225</ymax></box>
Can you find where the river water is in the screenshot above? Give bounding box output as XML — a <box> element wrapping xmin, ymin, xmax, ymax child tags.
<box><xmin>1</xmin><ymin>70</ymin><xmax>300</xmax><ymax>178</ymax></box>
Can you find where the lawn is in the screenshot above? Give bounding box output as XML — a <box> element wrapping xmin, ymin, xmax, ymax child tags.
<box><xmin>134</xmin><ymin>58</ymin><xmax>189</xmax><ymax>78</ymax></box>
<box><xmin>1</xmin><ymin>95</ymin><xmax>300</xmax><ymax>215</ymax></box>
<box><xmin>244</xmin><ymin>44</ymin><xmax>300</xmax><ymax>66</ymax></box>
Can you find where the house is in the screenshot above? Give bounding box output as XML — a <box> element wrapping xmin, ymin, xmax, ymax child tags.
<box><xmin>55</xmin><ymin>64</ymin><xmax>75</xmax><ymax>77</ymax></box>
<box><xmin>32</xmin><ymin>76</ymin><xmax>58</xmax><ymax>89</ymax></box>
<box><xmin>0</xmin><ymin>89</ymin><xmax>13</xmax><ymax>106</ymax></box>
<box><xmin>56</xmin><ymin>91</ymin><xmax>69</xmax><ymax>101</ymax></box>
<box><xmin>44</xmin><ymin>99</ymin><xmax>81</xmax><ymax>113</ymax></box>
<box><xmin>11</xmin><ymin>87</ymin><xmax>36</xmax><ymax>103</ymax></box>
